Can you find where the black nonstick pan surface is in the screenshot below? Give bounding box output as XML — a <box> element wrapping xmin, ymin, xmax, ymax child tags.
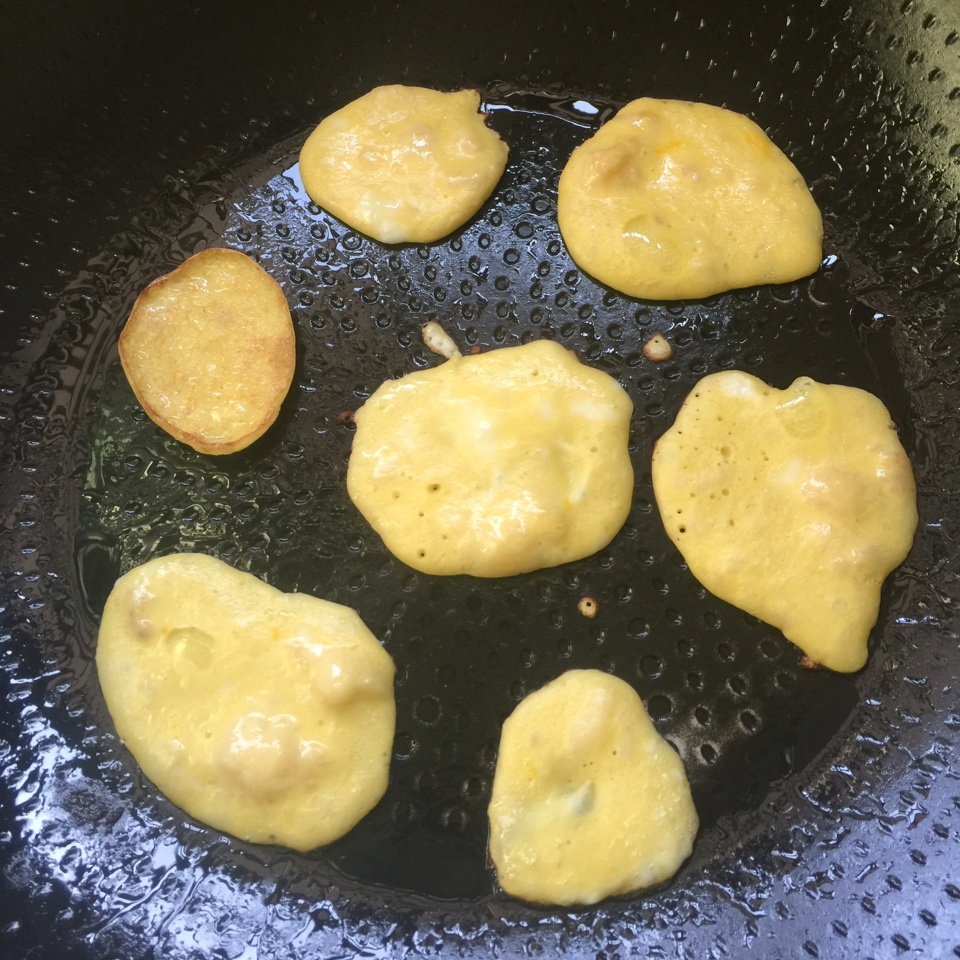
<box><xmin>2</xmin><ymin>1</ymin><xmax>958</xmax><ymax>957</ymax></box>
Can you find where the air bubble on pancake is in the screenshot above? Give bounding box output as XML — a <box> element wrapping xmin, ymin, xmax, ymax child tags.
<box><xmin>165</xmin><ymin>626</ymin><xmax>216</xmax><ymax>669</ymax></box>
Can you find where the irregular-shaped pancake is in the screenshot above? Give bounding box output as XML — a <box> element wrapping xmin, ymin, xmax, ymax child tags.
<box><xmin>557</xmin><ymin>98</ymin><xmax>823</xmax><ymax>300</ymax></box>
<box><xmin>346</xmin><ymin>340</ymin><xmax>634</xmax><ymax>577</ymax></box>
<box><xmin>652</xmin><ymin>372</ymin><xmax>918</xmax><ymax>672</ymax></box>
<box><xmin>96</xmin><ymin>554</ymin><xmax>395</xmax><ymax>850</ymax></box>
<box><xmin>119</xmin><ymin>248</ymin><xmax>295</xmax><ymax>455</ymax></box>
<box><xmin>488</xmin><ymin>670</ymin><xmax>699</xmax><ymax>905</ymax></box>
<box><xmin>298</xmin><ymin>85</ymin><xmax>508</xmax><ymax>244</ymax></box>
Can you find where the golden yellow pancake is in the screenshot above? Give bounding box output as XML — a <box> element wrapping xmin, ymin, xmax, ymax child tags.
<box><xmin>652</xmin><ymin>372</ymin><xmax>918</xmax><ymax>672</ymax></box>
<box><xmin>558</xmin><ymin>98</ymin><xmax>823</xmax><ymax>300</ymax></box>
<box><xmin>299</xmin><ymin>85</ymin><xmax>508</xmax><ymax>244</ymax></box>
<box><xmin>119</xmin><ymin>248</ymin><xmax>295</xmax><ymax>455</ymax></box>
<box><xmin>96</xmin><ymin>554</ymin><xmax>396</xmax><ymax>850</ymax></box>
<box><xmin>346</xmin><ymin>340</ymin><xmax>634</xmax><ymax>577</ymax></box>
<box><xmin>488</xmin><ymin>670</ymin><xmax>699</xmax><ymax>905</ymax></box>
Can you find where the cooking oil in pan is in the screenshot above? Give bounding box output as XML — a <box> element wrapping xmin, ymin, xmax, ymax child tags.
<box><xmin>31</xmin><ymin>91</ymin><xmax>919</xmax><ymax>910</ymax></box>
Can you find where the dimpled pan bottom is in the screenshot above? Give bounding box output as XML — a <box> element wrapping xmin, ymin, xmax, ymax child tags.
<box><xmin>2</xmin><ymin>87</ymin><xmax>957</xmax><ymax>959</ymax></box>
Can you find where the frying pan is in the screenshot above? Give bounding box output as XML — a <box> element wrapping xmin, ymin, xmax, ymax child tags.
<box><xmin>2</xmin><ymin>0</ymin><xmax>958</xmax><ymax>956</ymax></box>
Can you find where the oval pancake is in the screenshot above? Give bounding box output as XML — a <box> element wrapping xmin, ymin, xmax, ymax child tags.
<box><xmin>119</xmin><ymin>248</ymin><xmax>296</xmax><ymax>455</ymax></box>
<box><xmin>488</xmin><ymin>669</ymin><xmax>699</xmax><ymax>905</ymax></box>
<box><xmin>651</xmin><ymin>371</ymin><xmax>918</xmax><ymax>672</ymax></box>
<box><xmin>299</xmin><ymin>85</ymin><xmax>508</xmax><ymax>244</ymax></box>
<box><xmin>96</xmin><ymin>554</ymin><xmax>396</xmax><ymax>851</ymax></box>
<box><xmin>346</xmin><ymin>340</ymin><xmax>634</xmax><ymax>578</ymax></box>
<box><xmin>558</xmin><ymin>98</ymin><xmax>823</xmax><ymax>300</ymax></box>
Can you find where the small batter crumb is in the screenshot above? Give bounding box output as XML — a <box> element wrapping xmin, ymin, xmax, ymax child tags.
<box><xmin>421</xmin><ymin>321</ymin><xmax>461</xmax><ymax>359</ymax></box>
<box><xmin>578</xmin><ymin>596</ymin><xmax>599</xmax><ymax>618</ymax></box>
<box><xmin>643</xmin><ymin>333</ymin><xmax>674</xmax><ymax>362</ymax></box>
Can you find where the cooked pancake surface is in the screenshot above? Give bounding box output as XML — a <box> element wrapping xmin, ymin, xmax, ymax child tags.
<box><xmin>119</xmin><ymin>248</ymin><xmax>295</xmax><ymax>455</ymax></box>
<box><xmin>651</xmin><ymin>371</ymin><xmax>918</xmax><ymax>671</ymax></box>
<box><xmin>488</xmin><ymin>669</ymin><xmax>699</xmax><ymax>905</ymax></box>
<box><xmin>346</xmin><ymin>340</ymin><xmax>634</xmax><ymax>577</ymax></box>
<box><xmin>557</xmin><ymin>98</ymin><xmax>823</xmax><ymax>300</ymax></box>
<box><xmin>96</xmin><ymin>554</ymin><xmax>396</xmax><ymax>850</ymax></box>
<box><xmin>299</xmin><ymin>84</ymin><xmax>508</xmax><ymax>244</ymax></box>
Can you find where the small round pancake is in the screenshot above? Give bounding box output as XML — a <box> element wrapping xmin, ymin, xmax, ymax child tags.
<box><xmin>558</xmin><ymin>98</ymin><xmax>823</xmax><ymax>300</ymax></box>
<box><xmin>119</xmin><ymin>248</ymin><xmax>295</xmax><ymax>455</ymax></box>
<box><xmin>298</xmin><ymin>85</ymin><xmax>508</xmax><ymax>244</ymax></box>
<box><xmin>346</xmin><ymin>340</ymin><xmax>634</xmax><ymax>578</ymax></box>
<box><xmin>651</xmin><ymin>371</ymin><xmax>918</xmax><ymax>672</ymax></box>
<box><xmin>96</xmin><ymin>554</ymin><xmax>396</xmax><ymax>851</ymax></box>
<box><xmin>488</xmin><ymin>670</ymin><xmax>699</xmax><ymax>905</ymax></box>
